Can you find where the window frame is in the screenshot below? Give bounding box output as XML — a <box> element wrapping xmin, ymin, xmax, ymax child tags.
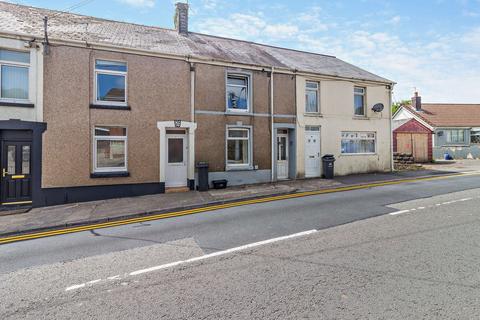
<box><xmin>93</xmin><ymin>126</ymin><xmax>128</xmax><ymax>173</ymax></box>
<box><xmin>354</xmin><ymin>86</ymin><xmax>366</xmax><ymax>117</ymax></box>
<box><xmin>0</xmin><ymin>48</ymin><xmax>31</xmax><ymax>103</ymax></box>
<box><xmin>225</xmin><ymin>126</ymin><xmax>253</xmax><ymax>170</ymax></box>
<box><xmin>94</xmin><ymin>59</ymin><xmax>128</xmax><ymax>106</ymax></box>
<box><xmin>341</xmin><ymin>131</ymin><xmax>377</xmax><ymax>155</ymax></box>
<box><xmin>444</xmin><ymin>129</ymin><xmax>467</xmax><ymax>145</ymax></box>
<box><xmin>305</xmin><ymin>81</ymin><xmax>320</xmax><ymax>114</ymax></box>
<box><xmin>225</xmin><ymin>72</ymin><xmax>251</xmax><ymax>113</ymax></box>
<box><xmin>471</xmin><ymin>128</ymin><xmax>480</xmax><ymax>145</ymax></box>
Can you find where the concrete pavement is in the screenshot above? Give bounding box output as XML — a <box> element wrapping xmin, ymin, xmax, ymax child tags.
<box><xmin>2</xmin><ymin>183</ymin><xmax>480</xmax><ymax>319</ymax></box>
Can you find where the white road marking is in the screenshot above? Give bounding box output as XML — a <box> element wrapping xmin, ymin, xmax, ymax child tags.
<box><xmin>65</xmin><ymin>229</ymin><xmax>317</xmax><ymax>292</ymax></box>
<box><xmin>390</xmin><ymin>195</ymin><xmax>479</xmax><ymax>217</ymax></box>
<box><xmin>130</xmin><ymin>230</ymin><xmax>317</xmax><ymax>276</ymax></box>
<box><xmin>389</xmin><ymin>210</ymin><xmax>410</xmax><ymax>216</ymax></box>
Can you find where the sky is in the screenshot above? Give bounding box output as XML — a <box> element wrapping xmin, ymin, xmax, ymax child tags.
<box><xmin>11</xmin><ymin>0</ymin><xmax>480</xmax><ymax>103</ymax></box>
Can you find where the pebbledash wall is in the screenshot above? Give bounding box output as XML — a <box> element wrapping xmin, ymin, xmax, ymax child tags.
<box><xmin>296</xmin><ymin>76</ymin><xmax>392</xmax><ymax>177</ymax></box>
<box><xmin>40</xmin><ymin>45</ymin><xmax>191</xmax><ymax>205</ymax></box>
<box><xmin>433</xmin><ymin>129</ymin><xmax>480</xmax><ymax>160</ymax></box>
<box><xmin>194</xmin><ymin>64</ymin><xmax>296</xmax><ymax>186</ymax></box>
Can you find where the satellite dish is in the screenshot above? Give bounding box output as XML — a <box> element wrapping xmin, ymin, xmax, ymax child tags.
<box><xmin>372</xmin><ymin>103</ymin><xmax>385</xmax><ymax>112</ymax></box>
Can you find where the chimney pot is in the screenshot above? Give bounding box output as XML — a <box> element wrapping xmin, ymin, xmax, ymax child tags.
<box><xmin>175</xmin><ymin>2</ymin><xmax>189</xmax><ymax>35</ymax></box>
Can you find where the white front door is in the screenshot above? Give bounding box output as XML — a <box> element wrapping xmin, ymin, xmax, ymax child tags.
<box><xmin>166</xmin><ymin>134</ymin><xmax>188</xmax><ymax>187</ymax></box>
<box><xmin>277</xmin><ymin>133</ymin><xmax>289</xmax><ymax>180</ymax></box>
<box><xmin>305</xmin><ymin>130</ymin><xmax>321</xmax><ymax>178</ymax></box>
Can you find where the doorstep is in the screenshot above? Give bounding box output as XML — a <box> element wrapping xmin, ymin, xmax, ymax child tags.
<box><xmin>165</xmin><ymin>187</ymin><xmax>191</xmax><ymax>193</ymax></box>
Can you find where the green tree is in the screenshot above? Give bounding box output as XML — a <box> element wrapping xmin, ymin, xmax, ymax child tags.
<box><xmin>392</xmin><ymin>99</ymin><xmax>411</xmax><ymax>115</ymax></box>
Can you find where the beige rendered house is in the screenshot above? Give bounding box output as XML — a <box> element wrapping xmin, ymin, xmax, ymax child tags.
<box><xmin>0</xmin><ymin>2</ymin><xmax>394</xmax><ymax>208</ymax></box>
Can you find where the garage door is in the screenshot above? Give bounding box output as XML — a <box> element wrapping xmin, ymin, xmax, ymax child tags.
<box><xmin>396</xmin><ymin>133</ymin><xmax>429</xmax><ymax>163</ymax></box>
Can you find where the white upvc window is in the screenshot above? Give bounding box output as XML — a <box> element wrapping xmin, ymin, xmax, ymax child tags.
<box><xmin>94</xmin><ymin>60</ymin><xmax>128</xmax><ymax>106</ymax></box>
<box><xmin>354</xmin><ymin>86</ymin><xmax>366</xmax><ymax>116</ymax></box>
<box><xmin>0</xmin><ymin>49</ymin><xmax>30</xmax><ymax>102</ymax></box>
<box><xmin>226</xmin><ymin>127</ymin><xmax>252</xmax><ymax>169</ymax></box>
<box><xmin>341</xmin><ymin>131</ymin><xmax>376</xmax><ymax>154</ymax></box>
<box><xmin>305</xmin><ymin>81</ymin><xmax>320</xmax><ymax>113</ymax></box>
<box><xmin>93</xmin><ymin>126</ymin><xmax>128</xmax><ymax>173</ymax></box>
<box><xmin>226</xmin><ymin>73</ymin><xmax>250</xmax><ymax>112</ymax></box>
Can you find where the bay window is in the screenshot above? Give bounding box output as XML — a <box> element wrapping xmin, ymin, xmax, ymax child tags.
<box><xmin>93</xmin><ymin>126</ymin><xmax>127</xmax><ymax>172</ymax></box>
<box><xmin>95</xmin><ymin>60</ymin><xmax>127</xmax><ymax>105</ymax></box>
<box><xmin>0</xmin><ymin>49</ymin><xmax>30</xmax><ymax>101</ymax></box>
<box><xmin>341</xmin><ymin>132</ymin><xmax>376</xmax><ymax>154</ymax></box>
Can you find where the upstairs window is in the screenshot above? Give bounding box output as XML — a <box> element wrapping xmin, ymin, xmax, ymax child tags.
<box><xmin>305</xmin><ymin>81</ymin><xmax>319</xmax><ymax>113</ymax></box>
<box><xmin>354</xmin><ymin>86</ymin><xmax>366</xmax><ymax>116</ymax></box>
<box><xmin>0</xmin><ymin>49</ymin><xmax>30</xmax><ymax>101</ymax></box>
<box><xmin>226</xmin><ymin>73</ymin><xmax>250</xmax><ymax>112</ymax></box>
<box><xmin>93</xmin><ymin>126</ymin><xmax>128</xmax><ymax>173</ymax></box>
<box><xmin>95</xmin><ymin>60</ymin><xmax>127</xmax><ymax>105</ymax></box>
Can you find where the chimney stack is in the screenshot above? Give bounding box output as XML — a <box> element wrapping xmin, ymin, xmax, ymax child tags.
<box><xmin>412</xmin><ymin>91</ymin><xmax>422</xmax><ymax>112</ymax></box>
<box><xmin>175</xmin><ymin>2</ymin><xmax>189</xmax><ymax>35</ymax></box>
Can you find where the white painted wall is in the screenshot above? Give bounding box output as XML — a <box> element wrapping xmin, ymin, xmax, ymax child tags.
<box><xmin>0</xmin><ymin>37</ymin><xmax>43</xmax><ymax>122</ymax></box>
<box><xmin>296</xmin><ymin>76</ymin><xmax>392</xmax><ymax>177</ymax></box>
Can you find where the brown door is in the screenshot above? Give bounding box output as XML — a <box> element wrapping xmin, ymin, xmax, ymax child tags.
<box><xmin>1</xmin><ymin>140</ymin><xmax>32</xmax><ymax>205</ymax></box>
<box><xmin>412</xmin><ymin>133</ymin><xmax>429</xmax><ymax>162</ymax></box>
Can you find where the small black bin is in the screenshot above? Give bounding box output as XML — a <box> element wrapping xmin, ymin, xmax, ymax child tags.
<box><xmin>212</xmin><ymin>179</ymin><xmax>228</xmax><ymax>189</ymax></box>
<box><xmin>196</xmin><ymin>162</ymin><xmax>209</xmax><ymax>192</ymax></box>
<box><xmin>322</xmin><ymin>154</ymin><xmax>336</xmax><ymax>179</ymax></box>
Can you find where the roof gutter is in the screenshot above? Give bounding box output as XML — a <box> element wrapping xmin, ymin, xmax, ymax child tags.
<box><xmin>0</xmin><ymin>31</ymin><xmax>394</xmax><ymax>86</ymax></box>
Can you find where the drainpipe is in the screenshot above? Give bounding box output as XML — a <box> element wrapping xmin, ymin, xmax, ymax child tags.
<box><xmin>389</xmin><ymin>84</ymin><xmax>395</xmax><ymax>172</ymax></box>
<box><xmin>271</xmin><ymin>66</ymin><xmax>275</xmax><ymax>182</ymax></box>
<box><xmin>190</xmin><ymin>62</ymin><xmax>195</xmax><ymax>122</ymax></box>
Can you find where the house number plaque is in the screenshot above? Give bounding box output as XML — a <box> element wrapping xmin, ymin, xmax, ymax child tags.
<box><xmin>174</xmin><ymin>120</ymin><xmax>182</xmax><ymax>128</ymax></box>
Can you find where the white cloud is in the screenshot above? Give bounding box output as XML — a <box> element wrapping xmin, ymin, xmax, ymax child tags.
<box><xmin>118</xmin><ymin>0</ymin><xmax>155</xmax><ymax>8</ymax></box>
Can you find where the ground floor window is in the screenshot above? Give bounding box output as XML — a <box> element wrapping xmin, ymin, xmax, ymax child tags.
<box><xmin>341</xmin><ymin>131</ymin><xmax>376</xmax><ymax>154</ymax></box>
<box><xmin>471</xmin><ymin>128</ymin><xmax>480</xmax><ymax>144</ymax></box>
<box><xmin>445</xmin><ymin>129</ymin><xmax>466</xmax><ymax>144</ymax></box>
<box><xmin>226</xmin><ymin>127</ymin><xmax>251</xmax><ymax>169</ymax></box>
<box><xmin>93</xmin><ymin>126</ymin><xmax>127</xmax><ymax>172</ymax></box>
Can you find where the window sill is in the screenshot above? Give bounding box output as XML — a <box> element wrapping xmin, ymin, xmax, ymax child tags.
<box><xmin>340</xmin><ymin>153</ymin><xmax>377</xmax><ymax>156</ymax></box>
<box><xmin>90</xmin><ymin>171</ymin><xmax>130</xmax><ymax>178</ymax></box>
<box><xmin>0</xmin><ymin>101</ymin><xmax>35</xmax><ymax>108</ymax></box>
<box><xmin>226</xmin><ymin>110</ymin><xmax>251</xmax><ymax>115</ymax></box>
<box><xmin>90</xmin><ymin>104</ymin><xmax>131</xmax><ymax>110</ymax></box>
<box><xmin>352</xmin><ymin>116</ymin><xmax>370</xmax><ymax>120</ymax></box>
<box><xmin>304</xmin><ymin>113</ymin><xmax>323</xmax><ymax>117</ymax></box>
<box><xmin>226</xmin><ymin>166</ymin><xmax>254</xmax><ymax>172</ymax></box>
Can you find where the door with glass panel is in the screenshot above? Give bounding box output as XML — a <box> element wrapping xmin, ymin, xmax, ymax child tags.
<box><xmin>277</xmin><ymin>132</ymin><xmax>289</xmax><ymax>180</ymax></box>
<box><xmin>1</xmin><ymin>141</ymin><xmax>32</xmax><ymax>204</ymax></box>
<box><xmin>165</xmin><ymin>131</ymin><xmax>188</xmax><ymax>188</ymax></box>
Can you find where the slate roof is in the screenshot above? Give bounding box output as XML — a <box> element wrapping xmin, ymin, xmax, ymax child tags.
<box><xmin>405</xmin><ymin>104</ymin><xmax>480</xmax><ymax>128</ymax></box>
<box><xmin>0</xmin><ymin>1</ymin><xmax>392</xmax><ymax>84</ymax></box>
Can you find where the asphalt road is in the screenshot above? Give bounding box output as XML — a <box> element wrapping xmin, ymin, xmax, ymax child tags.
<box><xmin>1</xmin><ymin>174</ymin><xmax>480</xmax><ymax>319</ymax></box>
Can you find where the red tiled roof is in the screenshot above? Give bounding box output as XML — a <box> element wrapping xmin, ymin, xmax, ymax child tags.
<box><xmin>405</xmin><ymin>104</ymin><xmax>480</xmax><ymax>128</ymax></box>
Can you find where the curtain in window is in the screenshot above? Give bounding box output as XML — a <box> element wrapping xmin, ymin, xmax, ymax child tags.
<box><xmin>1</xmin><ymin>65</ymin><xmax>29</xmax><ymax>99</ymax></box>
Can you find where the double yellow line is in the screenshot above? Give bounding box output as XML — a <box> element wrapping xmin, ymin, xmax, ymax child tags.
<box><xmin>0</xmin><ymin>172</ymin><xmax>476</xmax><ymax>245</ymax></box>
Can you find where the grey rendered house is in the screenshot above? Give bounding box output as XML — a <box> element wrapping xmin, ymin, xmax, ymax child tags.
<box><xmin>0</xmin><ymin>1</ymin><xmax>393</xmax><ymax>209</ymax></box>
<box><xmin>393</xmin><ymin>94</ymin><xmax>480</xmax><ymax>160</ymax></box>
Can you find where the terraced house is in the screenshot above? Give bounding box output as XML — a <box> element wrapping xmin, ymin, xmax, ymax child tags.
<box><xmin>0</xmin><ymin>2</ymin><xmax>394</xmax><ymax>209</ymax></box>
